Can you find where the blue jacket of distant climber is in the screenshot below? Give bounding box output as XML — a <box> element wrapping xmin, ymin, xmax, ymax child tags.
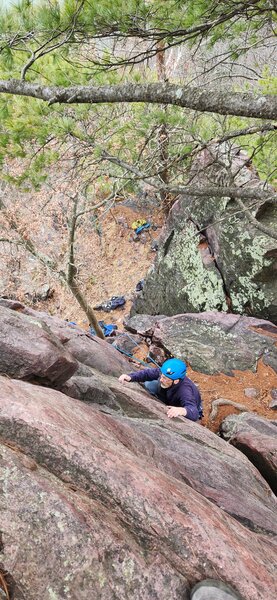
<box><xmin>128</xmin><ymin>367</ymin><xmax>202</xmax><ymax>421</ymax></box>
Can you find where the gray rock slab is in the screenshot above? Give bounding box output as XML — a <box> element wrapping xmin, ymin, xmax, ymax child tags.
<box><xmin>151</xmin><ymin>312</ymin><xmax>277</xmax><ymax>374</ymax></box>
<box><xmin>131</xmin><ymin>145</ymin><xmax>277</xmax><ymax>323</ymax></box>
<box><xmin>124</xmin><ymin>313</ymin><xmax>167</xmax><ymax>336</ymax></box>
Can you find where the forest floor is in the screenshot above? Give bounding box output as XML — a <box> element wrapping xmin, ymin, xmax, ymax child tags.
<box><xmin>22</xmin><ymin>198</ymin><xmax>277</xmax><ymax>433</ymax></box>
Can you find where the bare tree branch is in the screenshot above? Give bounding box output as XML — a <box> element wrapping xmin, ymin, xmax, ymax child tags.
<box><xmin>100</xmin><ymin>151</ymin><xmax>276</xmax><ymax>203</ymax></box>
<box><xmin>208</xmin><ymin>123</ymin><xmax>277</xmax><ymax>144</ymax></box>
<box><xmin>156</xmin><ymin>123</ymin><xmax>277</xmax><ymax>174</ymax></box>
<box><xmin>233</xmin><ymin>196</ymin><xmax>277</xmax><ymax>240</ymax></box>
<box><xmin>0</xmin><ymin>196</ymin><xmax>105</xmax><ymax>338</ymax></box>
<box><xmin>0</xmin><ymin>80</ymin><xmax>276</xmax><ymax>119</ymax></box>
<box><xmin>100</xmin><ymin>149</ymin><xmax>277</xmax><ymax>239</ymax></box>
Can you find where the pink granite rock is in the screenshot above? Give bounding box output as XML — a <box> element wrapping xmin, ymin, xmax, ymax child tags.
<box><xmin>0</xmin><ymin>304</ymin><xmax>77</xmax><ymax>385</ymax></box>
<box><xmin>221</xmin><ymin>412</ymin><xmax>277</xmax><ymax>495</ymax></box>
<box><xmin>0</xmin><ymin>376</ymin><xmax>276</xmax><ymax>600</ymax></box>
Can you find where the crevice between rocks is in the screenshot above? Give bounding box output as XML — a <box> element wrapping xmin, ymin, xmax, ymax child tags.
<box><xmin>232</xmin><ymin>441</ymin><xmax>277</xmax><ymax>497</ymax></box>
<box><xmin>163</xmin><ymin>230</ymin><xmax>175</xmax><ymax>257</ymax></box>
<box><xmin>224</xmin><ymin>513</ymin><xmax>276</xmax><ymax>537</ymax></box>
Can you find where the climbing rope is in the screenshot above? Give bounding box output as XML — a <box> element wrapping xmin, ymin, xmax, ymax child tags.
<box><xmin>112</xmin><ymin>331</ymin><xmax>161</xmax><ymax>368</ymax></box>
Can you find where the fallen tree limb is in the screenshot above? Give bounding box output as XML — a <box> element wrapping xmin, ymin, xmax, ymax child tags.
<box><xmin>209</xmin><ymin>398</ymin><xmax>250</xmax><ymax>421</ymax></box>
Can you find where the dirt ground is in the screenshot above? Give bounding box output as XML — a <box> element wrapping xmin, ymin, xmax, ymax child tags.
<box><xmin>190</xmin><ymin>360</ymin><xmax>276</xmax><ymax>432</ymax></box>
<box><xmin>32</xmin><ymin>199</ymin><xmax>164</xmax><ymax>327</ymax></box>
<box><xmin>21</xmin><ymin>200</ymin><xmax>277</xmax><ymax>433</ymax></box>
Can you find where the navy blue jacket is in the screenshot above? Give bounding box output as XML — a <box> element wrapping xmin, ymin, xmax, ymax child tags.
<box><xmin>129</xmin><ymin>367</ymin><xmax>202</xmax><ymax>421</ymax></box>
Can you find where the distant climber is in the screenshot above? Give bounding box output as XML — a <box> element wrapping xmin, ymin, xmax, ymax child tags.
<box><xmin>118</xmin><ymin>358</ymin><xmax>203</xmax><ymax>422</ymax></box>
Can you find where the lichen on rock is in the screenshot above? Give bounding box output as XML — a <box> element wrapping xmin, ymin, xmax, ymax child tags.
<box><xmin>132</xmin><ymin>143</ymin><xmax>277</xmax><ymax>322</ymax></box>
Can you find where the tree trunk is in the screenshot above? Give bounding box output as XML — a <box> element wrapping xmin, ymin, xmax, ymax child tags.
<box><xmin>66</xmin><ymin>196</ymin><xmax>105</xmax><ymax>339</ymax></box>
<box><xmin>68</xmin><ymin>280</ymin><xmax>105</xmax><ymax>339</ymax></box>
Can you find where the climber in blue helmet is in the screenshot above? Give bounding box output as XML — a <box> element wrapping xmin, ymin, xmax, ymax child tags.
<box><xmin>119</xmin><ymin>357</ymin><xmax>203</xmax><ymax>422</ymax></box>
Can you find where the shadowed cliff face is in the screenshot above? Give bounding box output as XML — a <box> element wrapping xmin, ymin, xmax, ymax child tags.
<box><xmin>0</xmin><ymin>300</ymin><xmax>276</xmax><ymax>600</ymax></box>
<box><xmin>132</xmin><ymin>144</ymin><xmax>277</xmax><ymax>323</ymax></box>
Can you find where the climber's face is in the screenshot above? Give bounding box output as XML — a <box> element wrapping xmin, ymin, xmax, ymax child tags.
<box><xmin>160</xmin><ymin>373</ymin><xmax>175</xmax><ymax>388</ymax></box>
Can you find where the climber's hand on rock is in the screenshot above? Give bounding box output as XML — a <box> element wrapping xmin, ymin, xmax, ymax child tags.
<box><xmin>118</xmin><ymin>374</ymin><xmax>131</xmax><ymax>384</ymax></box>
<box><xmin>167</xmin><ymin>406</ymin><xmax>187</xmax><ymax>419</ymax></box>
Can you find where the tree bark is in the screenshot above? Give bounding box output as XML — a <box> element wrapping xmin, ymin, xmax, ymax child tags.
<box><xmin>66</xmin><ymin>196</ymin><xmax>105</xmax><ymax>339</ymax></box>
<box><xmin>68</xmin><ymin>280</ymin><xmax>105</xmax><ymax>339</ymax></box>
<box><xmin>1</xmin><ymin>80</ymin><xmax>276</xmax><ymax>119</ymax></box>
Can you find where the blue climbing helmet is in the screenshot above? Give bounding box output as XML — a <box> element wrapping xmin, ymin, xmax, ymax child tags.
<box><xmin>160</xmin><ymin>358</ymin><xmax>187</xmax><ymax>380</ymax></box>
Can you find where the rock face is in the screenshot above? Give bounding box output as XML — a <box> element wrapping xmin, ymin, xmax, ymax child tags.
<box><xmin>125</xmin><ymin>311</ymin><xmax>277</xmax><ymax>374</ymax></box>
<box><xmin>60</xmin><ymin>373</ymin><xmax>120</xmax><ymax>409</ymax></box>
<box><xmin>132</xmin><ymin>144</ymin><xmax>277</xmax><ymax>323</ymax></box>
<box><xmin>0</xmin><ymin>376</ymin><xmax>277</xmax><ymax>600</ymax></box>
<box><xmin>0</xmin><ymin>300</ymin><xmax>277</xmax><ymax>599</ymax></box>
<box><xmin>221</xmin><ymin>412</ymin><xmax>277</xmax><ymax>495</ymax></box>
<box><xmin>124</xmin><ymin>313</ymin><xmax>167</xmax><ymax>337</ymax></box>
<box><xmin>0</xmin><ymin>298</ymin><xmax>132</xmax><ymax>381</ymax></box>
<box><xmin>0</xmin><ymin>303</ymin><xmax>78</xmax><ymax>385</ymax></box>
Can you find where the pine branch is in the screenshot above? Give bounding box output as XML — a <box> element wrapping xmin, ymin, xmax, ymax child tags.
<box><xmin>0</xmin><ymin>80</ymin><xmax>276</xmax><ymax>119</ymax></box>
